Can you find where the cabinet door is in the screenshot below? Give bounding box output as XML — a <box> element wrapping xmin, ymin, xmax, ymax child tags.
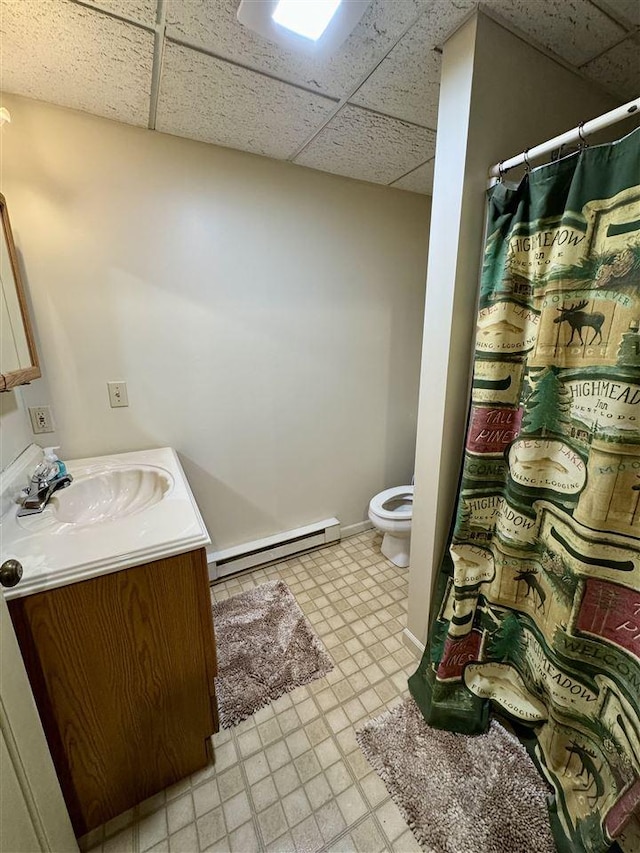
<box><xmin>0</xmin><ymin>593</ymin><xmax>77</xmax><ymax>853</ymax></box>
<box><xmin>9</xmin><ymin>549</ymin><xmax>217</xmax><ymax>835</ymax></box>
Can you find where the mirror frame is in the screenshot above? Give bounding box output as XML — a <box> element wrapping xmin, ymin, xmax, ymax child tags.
<box><xmin>0</xmin><ymin>193</ymin><xmax>41</xmax><ymax>391</ymax></box>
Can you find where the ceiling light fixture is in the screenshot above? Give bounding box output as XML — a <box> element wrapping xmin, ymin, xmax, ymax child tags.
<box><xmin>272</xmin><ymin>0</ymin><xmax>342</xmax><ymax>42</ymax></box>
<box><xmin>237</xmin><ymin>0</ymin><xmax>370</xmax><ymax>56</ymax></box>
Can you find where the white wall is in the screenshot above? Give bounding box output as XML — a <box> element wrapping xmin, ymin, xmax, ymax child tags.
<box><xmin>0</xmin><ymin>94</ymin><xmax>430</xmax><ymax>550</ymax></box>
<box><xmin>0</xmin><ymin>390</ymin><xmax>32</xmax><ymax>472</ymax></box>
<box><xmin>407</xmin><ymin>11</ymin><xmax>626</xmax><ymax>647</ymax></box>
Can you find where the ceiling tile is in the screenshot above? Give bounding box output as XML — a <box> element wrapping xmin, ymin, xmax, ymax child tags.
<box><xmin>0</xmin><ymin>0</ymin><xmax>154</xmax><ymax>126</ymax></box>
<box><xmin>164</xmin><ymin>0</ymin><xmax>429</xmax><ymax>99</ymax></box>
<box><xmin>589</xmin><ymin>0</ymin><xmax>640</xmax><ymax>30</ymax></box>
<box><xmin>74</xmin><ymin>0</ymin><xmax>158</xmax><ymax>27</ymax></box>
<box><xmin>156</xmin><ymin>43</ymin><xmax>338</xmax><ymax>159</ymax></box>
<box><xmin>350</xmin><ymin>0</ymin><xmax>482</xmax><ymax>127</ymax></box>
<box><xmin>391</xmin><ymin>158</ymin><xmax>434</xmax><ymax>194</ymax></box>
<box><xmin>294</xmin><ymin>105</ymin><xmax>436</xmax><ymax>186</ymax></box>
<box><xmin>484</xmin><ymin>0</ymin><xmax>626</xmax><ymax>66</ymax></box>
<box><xmin>581</xmin><ymin>36</ymin><xmax>640</xmax><ymax>102</ymax></box>
<box><xmin>350</xmin><ymin>26</ymin><xmax>441</xmax><ymax>127</ymax></box>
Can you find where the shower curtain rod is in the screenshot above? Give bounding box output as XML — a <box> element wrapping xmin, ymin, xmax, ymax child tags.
<box><xmin>488</xmin><ymin>97</ymin><xmax>639</xmax><ymax>184</ymax></box>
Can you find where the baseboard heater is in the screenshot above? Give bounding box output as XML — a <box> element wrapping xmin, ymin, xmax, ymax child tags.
<box><xmin>208</xmin><ymin>517</ymin><xmax>341</xmax><ymax>580</ymax></box>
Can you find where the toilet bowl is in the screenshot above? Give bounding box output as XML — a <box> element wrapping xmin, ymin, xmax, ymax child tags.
<box><xmin>368</xmin><ymin>485</ymin><xmax>413</xmax><ymax>568</ymax></box>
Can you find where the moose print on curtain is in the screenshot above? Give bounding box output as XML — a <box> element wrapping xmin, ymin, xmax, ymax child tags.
<box><xmin>409</xmin><ymin>127</ymin><xmax>640</xmax><ymax>853</ymax></box>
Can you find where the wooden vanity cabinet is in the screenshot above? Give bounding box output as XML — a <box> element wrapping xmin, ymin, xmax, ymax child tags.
<box><xmin>8</xmin><ymin>547</ymin><xmax>218</xmax><ymax>836</ymax></box>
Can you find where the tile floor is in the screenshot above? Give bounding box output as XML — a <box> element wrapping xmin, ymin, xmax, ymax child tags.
<box><xmin>81</xmin><ymin>530</ymin><xmax>422</xmax><ymax>853</ymax></box>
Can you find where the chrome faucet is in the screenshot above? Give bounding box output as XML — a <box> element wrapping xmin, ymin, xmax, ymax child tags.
<box><xmin>17</xmin><ymin>460</ymin><xmax>73</xmax><ymax>516</ymax></box>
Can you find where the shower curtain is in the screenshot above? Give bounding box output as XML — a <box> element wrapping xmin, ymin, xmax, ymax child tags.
<box><xmin>409</xmin><ymin>128</ymin><xmax>639</xmax><ymax>853</ymax></box>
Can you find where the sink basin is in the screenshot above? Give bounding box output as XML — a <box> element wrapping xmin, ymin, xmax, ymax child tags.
<box><xmin>17</xmin><ymin>464</ymin><xmax>173</xmax><ymax>532</ymax></box>
<box><xmin>52</xmin><ymin>467</ymin><xmax>172</xmax><ymax>525</ymax></box>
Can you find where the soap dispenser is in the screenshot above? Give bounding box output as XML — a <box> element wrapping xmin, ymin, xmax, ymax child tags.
<box><xmin>42</xmin><ymin>446</ymin><xmax>67</xmax><ymax>479</ymax></box>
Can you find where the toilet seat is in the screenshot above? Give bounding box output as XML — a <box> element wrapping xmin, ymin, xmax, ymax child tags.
<box><xmin>369</xmin><ymin>485</ymin><xmax>413</xmax><ymax>520</ymax></box>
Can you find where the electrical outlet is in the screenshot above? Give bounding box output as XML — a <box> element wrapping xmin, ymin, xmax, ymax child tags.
<box><xmin>28</xmin><ymin>406</ymin><xmax>55</xmax><ymax>434</ymax></box>
<box><xmin>107</xmin><ymin>381</ymin><xmax>129</xmax><ymax>408</ymax></box>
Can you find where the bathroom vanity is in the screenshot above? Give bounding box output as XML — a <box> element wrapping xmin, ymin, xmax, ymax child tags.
<box><xmin>1</xmin><ymin>447</ymin><xmax>217</xmax><ymax>836</ymax></box>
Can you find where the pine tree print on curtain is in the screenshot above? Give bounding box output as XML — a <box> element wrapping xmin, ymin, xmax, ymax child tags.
<box><xmin>409</xmin><ymin>127</ymin><xmax>640</xmax><ymax>853</ymax></box>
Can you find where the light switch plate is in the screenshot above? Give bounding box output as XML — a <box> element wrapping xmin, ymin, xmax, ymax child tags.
<box><xmin>28</xmin><ymin>405</ymin><xmax>55</xmax><ymax>434</ymax></box>
<box><xmin>107</xmin><ymin>381</ymin><xmax>129</xmax><ymax>408</ymax></box>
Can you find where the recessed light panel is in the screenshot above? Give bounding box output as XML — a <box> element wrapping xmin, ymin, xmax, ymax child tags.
<box><xmin>272</xmin><ymin>0</ymin><xmax>342</xmax><ymax>42</ymax></box>
<box><xmin>237</xmin><ymin>0</ymin><xmax>371</xmax><ymax>55</ymax></box>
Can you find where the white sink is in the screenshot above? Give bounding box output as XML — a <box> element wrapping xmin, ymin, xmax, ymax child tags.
<box><xmin>1</xmin><ymin>447</ymin><xmax>210</xmax><ymax>600</ymax></box>
<box><xmin>18</xmin><ymin>466</ymin><xmax>172</xmax><ymax>529</ymax></box>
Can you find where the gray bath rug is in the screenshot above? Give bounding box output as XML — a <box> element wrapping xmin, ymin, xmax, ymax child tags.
<box><xmin>356</xmin><ymin>698</ymin><xmax>557</xmax><ymax>853</ymax></box>
<box><xmin>212</xmin><ymin>580</ymin><xmax>333</xmax><ymax>728</ymax></box>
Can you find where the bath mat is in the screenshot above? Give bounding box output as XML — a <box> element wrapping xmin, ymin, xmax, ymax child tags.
<box><xmin>212</xmin><ymin>580</ymin><xmax>333</xmax><ymax>728</ymax></box>
<box><xmin>356</xmin><ymin>698</ymin><xmax>556</xmax><ymax>853</ymax></box>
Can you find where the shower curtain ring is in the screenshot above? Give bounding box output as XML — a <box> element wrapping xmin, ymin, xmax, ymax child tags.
<box><xmin>578</xmin><ymin>121</ymin><xmax>589</xmax><ymax>148</ymax></box>
<box><xmin>498</xmin><ymin>161</ymin><xmax>505</xmax><ymax>181</ymax></box>
<box><xmin>523</xmin><ymin>149</ymin><xmax>531</xmax><ymax>172</ymax></box>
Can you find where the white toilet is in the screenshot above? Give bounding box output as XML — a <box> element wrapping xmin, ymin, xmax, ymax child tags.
<box><xmin>368</xmin><ymin>485</ymin><xmax>413</xmax><ymax>568</ymax></box>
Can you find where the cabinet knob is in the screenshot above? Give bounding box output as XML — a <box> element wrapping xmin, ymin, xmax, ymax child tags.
<box><xmin>1</xmin><ymin>559</ymin><xmax>23</xmax><ymax>588</ymax></box>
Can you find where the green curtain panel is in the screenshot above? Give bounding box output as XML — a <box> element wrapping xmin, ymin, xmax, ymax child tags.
<box><xmin>409</xmin><ymin>128</ymin><xmax>640</xmax><ymax>853</ymax></box>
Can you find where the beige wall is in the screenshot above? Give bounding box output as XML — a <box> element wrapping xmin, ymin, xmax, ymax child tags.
<box><xmin>0</xmin><ymin>94</ymin><xmax>430</xmax><ymax>550</ymax></box>
<box><xmin>407</xmin><ymin>12</ymin><xmax>624</xmax><ymax>647</ymax></box>
<box><xmin>0</xmin><ymin>391</ymin><xmax>32</xmax><ymax>472</ymax></box>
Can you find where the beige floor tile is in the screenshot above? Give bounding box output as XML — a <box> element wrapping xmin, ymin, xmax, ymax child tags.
<box><xmin>266</xmin><ymin>742</ymin><xmax>292</xmax><ymax>773</ymax></box>
<box><xmin>257</xmin><ymin>802</ymin><xmax>288</xmax><ymax>846</ymax></box>
<box><xmin>345</xmin><ymin>748</ymin><xmax>372</xmax><ymax>781</ymax></box>
<box><xmin>169</xmin><ymin>822</ymin><xmax>198</xmax><ymax>853</ymax></box>
<box><xmin>139</xmin><ymin>808</ymin><xmax>169</xmax><ymax>852</ymax></box>
<box><xmin>229</xmin><ymin>819</ymin><xmax>260</xmax><ymax>853</ymax></box>
<box><xmin>103</xmin><ymin>826</ymin><xmax>135</xmax><ymax>853</ymax></box>
<box><xmin>336</xmin><ymin>727</ymin><xmax>359</xmax><ymax>755</ymax></box>
<box><xmin>294</xmin><ymin>750</ymin><xmax>322</xmax><ymax>784</ymax></box>
<box><xmin>272</xmin><ymin>763</ymin><xmax>301</xmax><ymax>797</ymax></box>
<box><xmin>290</xmin><ymin>815</ymin><xmax>323</xmax><ymax>853</ymax></box>
<box><xmin>375</xmin><ymin>800</ymin><xmax>408</xmax><ymax>844</ymax></box>
<box><xmin>218</xmin><ymin>767</ymin><xmax>245</xmax><ymax>803</ymax></box>
<box><xmin>165</xmin><ymin>779</ymin><xmax>192</xmax><ymax>803</ymax></box>
<box><xmin>316</xmin><ymin>800</ymin><xmax>347</xmax><ymax>845</ymax></box>
<box><xmin>296</xmin><ymin>698</ymin><xmax>319</xmax><ymax>724</ymax></box>
<box><xmin>304</xmin><ymin>774</ymin><xmax>332</xmax><ymax>811</ymax></box>
<box><xmin>278</xmin><ymin>708</ymin><xmax>301</xmax><ymax>735</ymax></box>
<box><xmin>392</xmin><ymin>829</ymin><xmax>422</xmax><ymax>852</ymax></box>
<box><xmin>196</xmin><ymin>807</ymin><xmax>226</xmax><ymax>849</ymax></box>
<box><xmin>193</xmin><ymin>779</ymin><xmax>221</xmax><ymax>818</ymax></box>
<box><xmin>326</xmin><ymin>708</ymin><xmax>350</xmax><ymax>734</ymax></box>
<box><xmin>314</xmin><ymin>738</ymin><xmax>341</xmax><ymax>770</ymax></box>
<box><xmin>336</xmin><ymin>787</ymin><xmax>367</xmax><ymax>824</ymax></box>
<box><xmin>145</xmin><ymin>841</ymin><xmax>169</xmax><ymax>853</ymax></box>
<box><xmin>213</xmin><ymin>740</ymin><xmax>239</xmax><ymax>773</ymax></box>
<box><xmin>104</xmin><ymin>808</ymin><xmax>136</xmax><ymax>840</ymax></box>
<box><xmin>167</xmin><ymin>793</ymin><xmax>195</xmax><ymax>835</ymax></box>
<box><xmin>326</xmin><ymin>761</ymin><xmax>353</xmax><ymax>796</ymax></box>
<box><xmin>243</xmin><ymin>751</ymin><xmax>270</xmax><ymax>786</ymax></box>
<box><xmin>326</xmin><ymin>835</ymin><xmax>357</xmax><ymax>853</ymax></box>
<box><xmin>316</xmin><ymin>687</ymin><xmax>338</xmax><ymax>712</ymax></box>
<box><xmin>250</xmin><ymin>776</ymin><xmax>279</xmax><ymax>813</ymax></box>
<box><xmin>305</xmin><ymin>718</ymin><xmax>330</xmax><ymax>746</ymax></box>
<box><xmin>360</xmin><ymin>772</ymin><xmax>390</xmax><ymax>809</ymax></box>
<box><xmin>222</xmin><ymin>791</ymin><xmax>252</xmax><ymax>833</ymax></box>
<box><xmin>350</xmin><ymin>816</ymin><xmax>386</xmax><ymax>853</ymax></box>
<box><xmin>265</xmin><ymin>831</ymin><xmax>296</xmax><ymax>852</ymax></box>
<box><xmin>286</xmin><ymin>729</ymin><xmax>312</xmax><ymax>758</ymax></box>
<box><xmin>281</xmin><ymin>788</ymin><xmax>312</xmax><ymax>827</ymax></box>
<box><xmin>238</xmin><ymin>728</ymin><xmax>263</xmax><ymax>757</ymax></box>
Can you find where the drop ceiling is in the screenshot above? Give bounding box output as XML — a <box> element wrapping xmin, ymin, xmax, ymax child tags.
<box><xmin>1</xmin><ymin>0</ymin><xmax>638</xmax><ymax>195</ymax></box>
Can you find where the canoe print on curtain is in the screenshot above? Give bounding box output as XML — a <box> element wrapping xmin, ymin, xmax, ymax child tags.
<box><xmin>409</xmin><ymin>127</ymin><xmax>640</xmax><ymax>853</ymax></box>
